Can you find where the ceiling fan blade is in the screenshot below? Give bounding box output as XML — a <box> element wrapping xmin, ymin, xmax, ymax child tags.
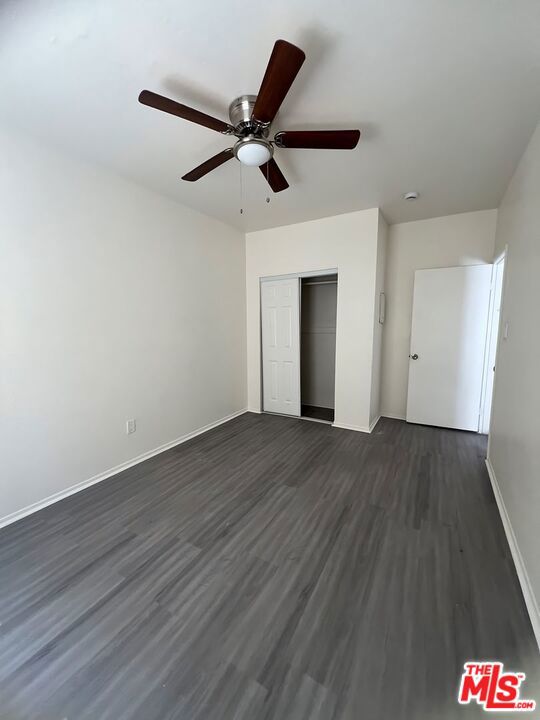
<box><xmin>182</xmin><ymin>149</ymin><xmax>235</xmax><ymax>182</ymax></box>
<box><xmin>252</xmin><ymin>40</ymin><xmax>306</xmax><ymax>125</ymax></box>
<box><xmin>260</xmin><ymin>158</ymin><xmax>289</xmax><ymax>193</ymax></box>
<box><xmin>274</xmin><ymin>130</ymin><xmax>360</xmax><ymax>149</ymax></box>
<box><xmin>139</xmin><ymin>90</ymin><xmax>233</xmax><ymax>134</ymax></box>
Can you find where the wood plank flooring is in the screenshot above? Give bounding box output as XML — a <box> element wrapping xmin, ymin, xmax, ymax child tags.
<box><xmin>0</xmin><ymin>413</ymin><xmax>538</xmax><ymax>719</ymax></box>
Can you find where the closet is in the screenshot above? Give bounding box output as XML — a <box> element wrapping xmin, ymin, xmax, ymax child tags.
<box><xmin>260</xmin><ymin>272</ymin><xmax>337</xmax><ymax>423</ymax></box>
<box><xmin>300</xmin><ymin>275</ymin><xmax>337</xmax><ymax>422</ymax></box>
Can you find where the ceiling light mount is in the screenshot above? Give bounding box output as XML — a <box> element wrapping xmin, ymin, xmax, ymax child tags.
<box><xmin>403</xmin><ymin>191</ymin><xmax>420</xmax><ymax>201</ymax></box>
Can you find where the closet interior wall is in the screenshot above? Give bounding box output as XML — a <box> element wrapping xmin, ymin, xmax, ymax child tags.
<box><xmin>301</xmin><ymin>274</ymin><xmax>338</xmax><ymax>423</ymax></box>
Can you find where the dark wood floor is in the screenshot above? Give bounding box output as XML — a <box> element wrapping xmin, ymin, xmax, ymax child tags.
<box><xmin>0</xmin><ymin>414</ymin><xmax>538</xmax><ymax>719</ymax></box>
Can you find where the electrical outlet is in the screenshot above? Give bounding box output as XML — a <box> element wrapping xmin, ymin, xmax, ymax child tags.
<box><xmin>126</xmin><ymin>419</ymin><xmax>136</xmax><ymax>435</ymax></box>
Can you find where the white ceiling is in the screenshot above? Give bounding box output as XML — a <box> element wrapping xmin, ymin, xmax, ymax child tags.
<box><xmin>1</xmin><ymin>0</ymin><xmax>539</xmax><ymax>231</ymax></box>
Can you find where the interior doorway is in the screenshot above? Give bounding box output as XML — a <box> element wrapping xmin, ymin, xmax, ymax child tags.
<box><xmin>300</xmin><ymin>274</ymin><xmax>337</xmax><ymax>423</ymax></box>
<box><xmin>481</xmin><ymin>251</ymin><xmax>506</xmax><ymax>434</ymax></box>
<box><xmin>260</xmin><ymin>270</ymin><xmax>338</xmax><ymax>424</ymax></box>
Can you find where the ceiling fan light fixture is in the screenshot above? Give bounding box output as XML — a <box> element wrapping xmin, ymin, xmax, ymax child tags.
<box><xmin>234</xmin><ymin>137</ymin><xmax>273</xmax><ymax>167</ymax></box>
<box><xmin>139</xmin><ymin>40</ymin><xmax>361</xmax><ymax>190</ymax></box>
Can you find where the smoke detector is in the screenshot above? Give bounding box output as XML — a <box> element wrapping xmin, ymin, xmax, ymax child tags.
<box><xmin>403</xmin><ymin>191</ymin><xmax>420</xmax><ymax>201</ymax></box>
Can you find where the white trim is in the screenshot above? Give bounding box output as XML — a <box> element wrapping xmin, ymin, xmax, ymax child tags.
<box><xmin>487</xmin><ymin>245</ymin><xmax>509</xmax><ymax>458</ymax></box>
<box><xmin>0</xmin><ymin>409</ymin><xmax>248</xmax><ymax>530</ymax></box>
<box><xmin>479</xmin><ymin>264</ymin><xmax>497</xmax><ymax>433</ymax></box>
<box><xmin>259</xmin><ymin>268</ymin><xmax>338</xmax><ymax>282</ymax></box>
<box><xmin>485</xmin><ymin>457</ymin><xmax>540</xmax><ymax>651</ymax></box>
<box><xmin>381</xmin><ymin>412</ymin><xmax>406</xmax><ymax>421</ymax></box>
<box><xmin>332</xmin><ymin>415</ymin><xmax>380</xmax><ymax>434</ymax></box>
<box><xmin>481</xmin><ymin>250</ymin><xmax>507</xmax><ymax>435</ymax></box>
<box><xmin>332</xmin><ymin>422</ymin><xmax>371</xmax><ymax>433</ymax></box>
<box><xmin>493</xmin><ymin>247</ymin><xmax>507</xmax><ymax>266</ymax></box>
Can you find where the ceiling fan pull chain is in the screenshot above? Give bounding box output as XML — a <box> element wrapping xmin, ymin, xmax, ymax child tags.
<box><xmin>239</xmin><ymin>162</ymin><xmax>244</xmax><ymax>215</ymax></box>
<box><xmin>266</xmin><ymin>162</ymin><xmax>270</xmax><ymax>204</ymax></box>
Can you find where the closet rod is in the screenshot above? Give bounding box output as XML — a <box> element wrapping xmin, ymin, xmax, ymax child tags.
<box><xmin>303</xmin><ymin>280</ymin><xmax>337</xmax><ymax>286</ymax></box>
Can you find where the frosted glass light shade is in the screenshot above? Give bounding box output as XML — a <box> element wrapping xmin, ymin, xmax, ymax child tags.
<box><xmin>236</xmin><ymin>141</ymin><xmax>271</xmax><ymax>166</ymax></box>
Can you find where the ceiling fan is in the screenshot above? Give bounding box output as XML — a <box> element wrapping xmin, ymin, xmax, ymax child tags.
<box><xmin>138</xmin><ymin>39</ymin><xmax>360</xmax><ymax>193</ymax></box>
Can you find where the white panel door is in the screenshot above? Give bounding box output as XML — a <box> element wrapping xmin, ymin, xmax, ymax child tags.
<box><xmin>261</xmin><ymin>278</ymin><xmax>300</xmax><ymax>416</ymax></box>
<box><xmin>406</xmin><ymin>265</ymin><xmax>492</xmax><ymax>431</ymax></box>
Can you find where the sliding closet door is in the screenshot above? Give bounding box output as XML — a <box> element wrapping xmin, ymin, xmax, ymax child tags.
<box><xmin>261</xmin><ymin>278</ymin><xmax>301</xmax><ymax>416</ymax></box>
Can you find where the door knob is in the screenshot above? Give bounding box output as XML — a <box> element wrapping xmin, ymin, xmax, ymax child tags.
<box><xmin>410</xmin><ymin>353</ymin><xmax>419</xmax><ymax>360</ymax></box>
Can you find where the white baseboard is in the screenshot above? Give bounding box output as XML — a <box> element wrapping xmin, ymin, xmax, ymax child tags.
<box><xmin>0</xmin><ymin>408</ymin><xmax>248</xmax><ymax>530</ymax></box>
<box><xmin>369</xmin><ymin>415</ymin><xmax>382</xmax><ymax>432</ymax></box>
<box><xmin>381</xmin><ymin>412</ymin><xmax>406</xmax><ymax>421</ymax></box>
<box><xmin>485</xmin><ymin>457</ymin><xmax>540</xmax><ymax>651</ymax></box>
<box><xmin>332</xmin><ymin>422</ymin><xmax>368</xmax><ymax>433</ymax></box>
<box><xmin>333</xmin><ymin>421</ymin><xmax>369</xmax><ymax>434</ymax></box>
<box><xmin>333</xmin><ymin>415</ymin><xmax>381</xmax><ymax>434</ymax></box>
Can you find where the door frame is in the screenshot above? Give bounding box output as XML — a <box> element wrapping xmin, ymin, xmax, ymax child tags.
<box><xmin>259</xmin><ymin>268</ymin><xmax>338</xmax><ymax>417</ymax></box>
<box><xmin>479</xmin><ymin>249</ymin><xmax>507</xmax><ymax>434</ymax></box>
<box><xmin>486</xmin><ymin>248</ymin><xmax>508</xmax><ymax>455</ymax></box>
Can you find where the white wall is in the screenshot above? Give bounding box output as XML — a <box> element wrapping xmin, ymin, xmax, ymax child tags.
<box><xmin>0</xmin><ymin>127</ymin><xmax>246</xmax><ymax>523</ymax></box>
<box><xmin>380</xmin><ymin>210</ymin><xmax>497</xmax><ymax>419</ymax></box>
<box><xmin>488</xmin><ymin>121</ymin><xmax>540</xmax><ymax>644</ymax></box>
<box><xmin>246</xmin><ymin>209</ymin><xmax>383</xmax><ymax>431</ymax></box>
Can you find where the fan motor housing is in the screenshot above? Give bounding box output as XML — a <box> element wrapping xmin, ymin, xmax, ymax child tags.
<box><xmin>229</xmin><ymin>94</ymin><xmax>269</xmax><ymax>136</ymax></box>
